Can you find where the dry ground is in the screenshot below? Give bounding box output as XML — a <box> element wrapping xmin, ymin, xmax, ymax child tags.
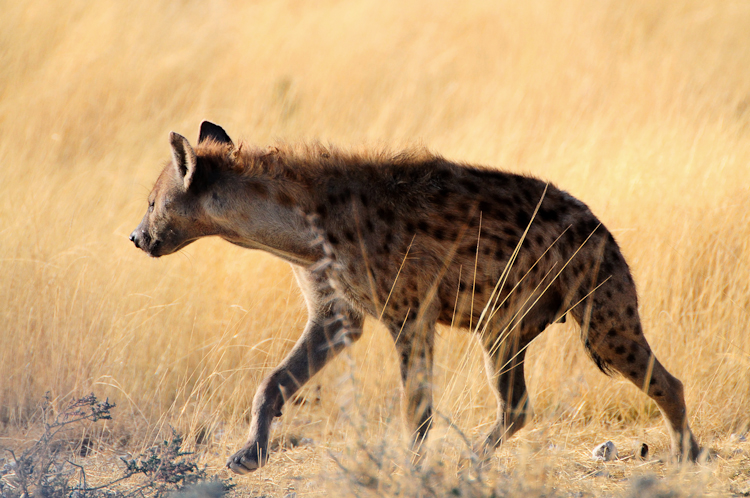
<box><xmin>1</xmin><ymin>1</ymin><xmax>750</xmax><ymax>496</ymax></box>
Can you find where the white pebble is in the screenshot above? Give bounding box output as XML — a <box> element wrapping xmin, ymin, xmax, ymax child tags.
<box><xmin>592</xmin><ymin>441</ymin><xmax>618</xmax><ymax>461</ymax></box>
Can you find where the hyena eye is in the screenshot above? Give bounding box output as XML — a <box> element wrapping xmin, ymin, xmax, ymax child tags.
<box><xmin>148</xmin><ymin>200</ymin><xmax>155</xmax><ymax>213</ymax></box>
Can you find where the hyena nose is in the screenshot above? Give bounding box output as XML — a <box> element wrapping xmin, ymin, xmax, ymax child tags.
<box><xmin>129</xmin><ymin>230</ymin><xmax>140</xmax><ymax>248</ymax></box>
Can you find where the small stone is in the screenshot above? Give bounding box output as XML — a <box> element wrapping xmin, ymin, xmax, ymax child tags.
<box><xmin>637</xmin><ymin>443</ymin><xmax>649</xmax><ymax>460</ymax></box>
<box><xmin>592</xmin><ymin>441</ymin><xmax>618</xmax><ymax>461</ymax></box>
<box><xmin>730</xmin><ymin>433</ymin><xmax>747</xmax><ymax>443</ymax></box>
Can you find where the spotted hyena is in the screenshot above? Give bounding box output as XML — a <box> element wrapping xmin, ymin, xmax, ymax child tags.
<box><xmin>130</xmin><ymin>121</ymin><xmax>700</xmax><ymax>474</ymax></box>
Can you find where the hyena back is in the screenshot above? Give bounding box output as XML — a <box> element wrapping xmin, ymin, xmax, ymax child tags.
<box><xmin>130</xmin><ymin>121</ymin><xmax>700</xmax><ymax>474</ymax></box>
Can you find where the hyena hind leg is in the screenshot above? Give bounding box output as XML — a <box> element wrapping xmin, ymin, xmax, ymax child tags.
<box><xmin>473</xmin><ymin>290</ymin><xmax>564</xmax><ymax>460</ymax></box>
<box><xmin>475</xmin><ymin>333</ymin><xmax>533</xmax><ymax>459</ymax></box>
<box><xmin>574</xmin><ymin>297</ymin><xmax>701</xmax><ymax>462</ymax></box>
<box><xmin>388</xmin><ymin>319</ymin><xmax>436</xmax><ymax>460</ymax></box>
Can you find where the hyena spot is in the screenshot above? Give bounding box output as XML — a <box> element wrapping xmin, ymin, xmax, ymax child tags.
<box><xmin>276</xmin><ymin>191</ymin><xmax>294</xmax><ymax>206</ymax></box>
<box><xmin>516</xmin><ymin>209</ymin><xmax>531</xmax><ymax>228</ymax></box>
<box><xmin>377</xmin><ymin>207</ymin><xmax>395</xmax><ymax>223</ymax></box>
<box><xmin>249</xmin><ymin>182</ymin><xmax>269</xmax><ymax>197</ymax></box>
<box><xmin>539</xmin><ymin>207</ymin><xmax>559</xmax><ymax>223</ymax></box>
<box><xmin>460</xmin><ymin>179</ymin><xmax>480</xmax><ymax>194</ymax></box>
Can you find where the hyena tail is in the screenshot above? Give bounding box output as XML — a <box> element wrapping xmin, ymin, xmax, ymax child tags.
<box><xmin>583</xmin><ymin>335</ymin><xmax>615</xmax><ymax>376</ymax></box>
<box><xmin>562</xmin><ymin>226</ymin><xmax>636</xmax><ymax>377</ymax></box>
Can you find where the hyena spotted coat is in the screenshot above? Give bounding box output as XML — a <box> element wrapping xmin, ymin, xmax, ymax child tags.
<box><xmin>130</xmin><ymin>122</ymin><xmax>700</xmax><ymax>474</ymax></box>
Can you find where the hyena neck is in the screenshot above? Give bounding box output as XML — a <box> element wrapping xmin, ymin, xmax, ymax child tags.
<box><xmin>212</xmin><ymin>174</ymin><xmax>323</xmax><ymax>267</ymax></box>
<box><xmin>222</xmin><ymin>234</ymin><xmax>319</xmax><ymax>267</ymax></box>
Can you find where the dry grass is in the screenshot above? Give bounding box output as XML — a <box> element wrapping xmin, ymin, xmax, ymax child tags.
<box><xmin>2</xmin><ymin>0</ymin><xmax>750</xmax><ymax>495</ymax></box>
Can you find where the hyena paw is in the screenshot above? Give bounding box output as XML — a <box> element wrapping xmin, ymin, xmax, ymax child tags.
<box><xmin>681</xmin><ymin>440</ymin><xmax>704</xmax><ymax>463</ymax></box>
<box><xmin>455</xmin><ymin>442</ymin><xmax>492</xmax><ymax>473</ymax></box>
<box><xmin>459</xmin><ymin>438</ymin><xmax>493</xmax><ymax>469</ymax></box>
<box><xmin>226</xmin><ymin>442</ymin><xmax>269</xmax><ymax>475</ymax></box>
<box><xmin>671</xmin><ymin>433</ymin><xmax>702</xmax><ymax>463</ymax></box>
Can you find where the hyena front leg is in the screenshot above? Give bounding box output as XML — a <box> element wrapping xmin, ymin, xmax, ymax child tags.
<box><xmin>227</xmin><ymin>270</ymin><xmax>364</xmax><ymax>474</ymax></box>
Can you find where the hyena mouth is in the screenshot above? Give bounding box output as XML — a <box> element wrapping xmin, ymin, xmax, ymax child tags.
<box><xmin>149</xmin><ymin>238</ymin><xmax>198</xmax><ymax>257</ymax></box>
<box><xmin>148</xmin><ymin>240</ymin><xmax>162</xmax><ymax>257</ymax></box>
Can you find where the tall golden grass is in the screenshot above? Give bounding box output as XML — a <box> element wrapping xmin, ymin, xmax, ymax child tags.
<box><xmin>2</xmin><ymin>0</ymin><xmax>750</xmax><ymax>494</ymax></box>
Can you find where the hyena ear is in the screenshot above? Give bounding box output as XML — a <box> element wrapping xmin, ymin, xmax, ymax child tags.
<box><xmin>198</xmin><ymin>121</ymin><xmax>233</xmax><ymax>147</ymax></box>
<box><xmin>169</xmin><ymin>131</ymin><xmax>198</xmax><ymax>190</ymax></box>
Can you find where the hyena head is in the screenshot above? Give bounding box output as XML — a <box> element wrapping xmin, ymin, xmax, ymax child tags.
<box><xmin>130</xmin><ymin>121</ymin><xmax>233</xmax><ymax>257</ymax></box>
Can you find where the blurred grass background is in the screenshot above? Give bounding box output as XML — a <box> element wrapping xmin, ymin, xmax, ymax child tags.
<box><xmin>1</xmin><ymin>0</ymin><xmax>750</xmax><ymax>494</ymax></box>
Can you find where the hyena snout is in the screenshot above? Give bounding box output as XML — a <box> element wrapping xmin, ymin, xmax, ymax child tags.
<box><xmin>129</xmin><ymin>228</ymin><xmax>161</xmax><ymax>255</ymax></box>
<box><xmin>129</xmin><ymin>228</ymin><xmax>149</xmax><ymax>249</ymax></box>
<box><xmin>129</xmin><ymin>230</ymin><xmax>143</xmax><ymax>248</ymax></box>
